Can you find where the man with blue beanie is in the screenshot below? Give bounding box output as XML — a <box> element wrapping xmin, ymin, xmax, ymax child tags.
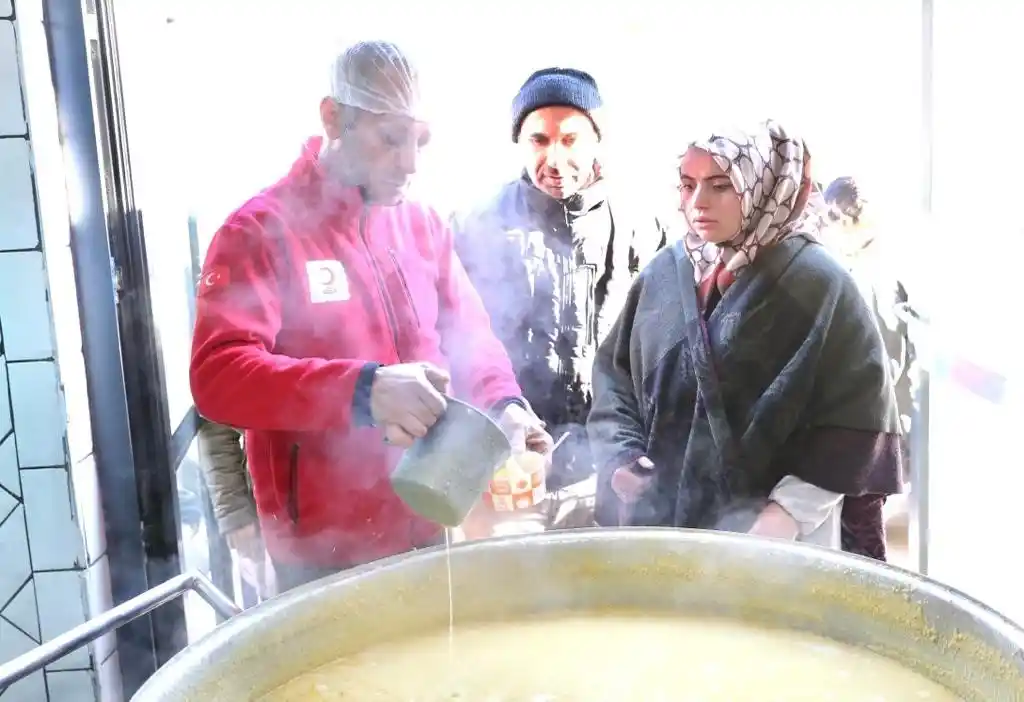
<box><xmin>453</xmin><ymin>67</ymin><xmax>668</xmax><ymax>530</ymax></box>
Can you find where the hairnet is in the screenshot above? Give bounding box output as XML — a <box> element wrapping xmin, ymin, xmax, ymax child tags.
<box><xmin>330</xmin><ymin>40</ymin><xmax>424</xmax><ymax>120</ymax></box>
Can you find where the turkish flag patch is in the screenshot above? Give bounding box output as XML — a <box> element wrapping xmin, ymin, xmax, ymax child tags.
<box><xmin>197</xmin><ymin>265</ymin><xmax>230</xmax><ymax>296</ymax></box>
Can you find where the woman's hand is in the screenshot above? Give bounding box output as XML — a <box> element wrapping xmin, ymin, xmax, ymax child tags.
<box><xmin>748</xmin><ymin>501</ymin><xmax>800</xmax><ymax>541</ymax></box>
<box><xmin>610</xmin><ymin>456</ymin><xmax>655</xmax><ymax>504</ymax></box>
<box><xmin>610</xmin><ymin>457</ymin><xmax>655</xmax><ymax>527</ymax></box>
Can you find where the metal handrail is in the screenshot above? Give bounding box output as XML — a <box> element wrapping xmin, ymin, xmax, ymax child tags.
<box><xmin>0</xmin><ymin>571</ymin><xmax>240</xmax><ymax>690</ymax></box>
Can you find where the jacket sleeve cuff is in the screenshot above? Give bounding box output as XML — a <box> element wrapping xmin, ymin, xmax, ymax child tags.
<box><xmin>217</xmin><ymin>504</ymin><xmax>258</xmax><ymax>535</ymax></box>
<box><xmin>351</xmin><ymin>362</ymin><xmax>381</xmax><ymax>428</ymax></box>
<box><xmin>489</xmin><ymin>396</ymin><xmax>529</xmax><ymax>416</ymax></box>
<box><xmin>770</xmin><ymin>475</ymin><xmax>844</xmax><ymax>536</ymax></box>
<box><xmin>598</xmin><ymin>448</ymin><xmax>647</xmax><ymax>477</ymax></box>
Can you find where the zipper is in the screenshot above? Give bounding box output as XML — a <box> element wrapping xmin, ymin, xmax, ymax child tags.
<box><xmin>576</xmin><ymin>263</ymin><xmax>598</xmax><ymax>348</ymax></box>
<box><xmin>357</xmin><ymin>208</ymin><xmax>401</xmax><ymax>355</ymax></box>
<box><xmin>287</xmin><ymin>443</ymin><xmax>300</xmax><ymax>523</ymax></box>
<box><xmin>387</xmin><ymin>248</ymin><xmax>421</xmax><ymax>328</ymax></box>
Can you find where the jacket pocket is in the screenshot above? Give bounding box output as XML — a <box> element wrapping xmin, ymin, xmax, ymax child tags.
<box><xmin>387</xmin><ymin>249</ymin><xmax>421</xmax><ymax>329</ymax></box>
<box><xmin>287</xmin><ymin>443</ymin><xmax>300</xmax><ymax>523</ymax></box>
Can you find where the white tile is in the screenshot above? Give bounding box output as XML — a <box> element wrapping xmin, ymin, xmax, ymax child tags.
<box><xmin>0</xmin><ymin>356</ymin><xmax>11</xmax><ymax>438</ymax></box>
<box><xmin>65</xmin><ymin>376</ymin><xmax>93</xmax><ymax>466</ymax></box>
<box><xmin>0</xmin><ymin>251</ymin><xmax>54</xmax><ymax>360</ymax></box>
<box><xmin>65</xmin><ymin>388</ymin><xmax>93</xmax><ymax>467</ymax></box>
<box><xmin>45</xmin><ymin>245</ymin><xmax>91</xmax><ymax>464</ymax></box>
<box><xmin>22</xmin><ymin>467</ymin><xmax>85</xmax><ymax>571</ymax></box>
<box><xmin>2</xmin><ymin>576</ymin><xmax>40</xmax><ymax>642</ymax></box>
<box><xmin>97</xmin><ymin>651</ymin><xmax>124</xmax><ymax>702</ymax></box>
<box><xmin>0</xmin><ymin>431</ymin><xmax>19</xmax><ymax>497</ymax></box>
<box><xmin>0</xmin><ymin>615</ymin><xmax>34</xmax><ymax>666</ymax></box>
<box><xmin>16</xmin><ymin>0</ymin><xmax>71</xmax><ymax>254</ymax></box>
<box><xmin>34</xmin><ymin>570</ymin><xmax>90</xmax><ymax>671</ymax></box>
<box><xmin>0</xmin><ymin>21</ymin><xmax>26</xmax><ymax>136</ymax></box>
<box><xmin>0</xmin><ymin>483</ymin><xmax>13</xmax><ymax>524</ymax></box>
<box><xmin>0</xmin><ymin>671</ymin><xmax>47</xmax><ymax>702</ymax></box>
<box><xmin>7</xmin><ymin>360</ymin><xmax>66</xmax><ymax>467</ymax></box>
<box><xmin>72</xmin><ymin>454</ymin><xmax>105</xmax><ymax>565</ymax></box>
<box><xmin>46</xmin><ymin>670</ymin><xmax>99</xmax><ymax>702</ymax></box>
<box><xmin>83</xmin><ymin>555</ymin><xmax>114</xmax><ymax>662</ymax></box>
<box><xmin>0</xmin><ymin>139</ymin><xmax>39</xmax><ymax>251</ymax></box>
<box><xmin>0</xmin><ymin>504</ymin><xmax>30</xmax><ymax>610</ymax></box>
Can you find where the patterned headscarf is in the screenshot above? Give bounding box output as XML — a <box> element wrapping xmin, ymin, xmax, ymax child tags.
<box><xmin>682</xmin><ymin>120</ymin><xmax>822</xmax><ymax>283</ymax></box>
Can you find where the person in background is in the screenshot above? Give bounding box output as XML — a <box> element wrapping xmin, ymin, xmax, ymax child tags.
<box><xmin>190</xmin><ymin>40</ymin><xmax>551</xmax><ymax>592</ymax></box>
<box><xmin>588</xmin><ymin>120</ymin><xmax>905</xmax><ymax>549</ymax></box>
<box><xmin>196</xmin><ymin>419</ymin><xmax>273</xmax><ymax>601</ymax></box>
<box><xmin>453</xmin><ymin>68</ymin><xmax>667</xmax><ymax>530</ymax></box>
<box><xmin>823</xmin><ymin>176</ymin><xmax>916</xmax><ymax>561</ymax></box>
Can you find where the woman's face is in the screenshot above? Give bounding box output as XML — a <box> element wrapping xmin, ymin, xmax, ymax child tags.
<box><xmin>679</xmin><ymin>147</ymin><xmax>743</xmax><ymax>244</ymax></box>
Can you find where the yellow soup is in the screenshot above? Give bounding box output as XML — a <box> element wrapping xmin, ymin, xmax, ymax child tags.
<box><xmin>261</xmin><ymin>614</ymin><xmax>960</xmax><ymax>701</ymax></box>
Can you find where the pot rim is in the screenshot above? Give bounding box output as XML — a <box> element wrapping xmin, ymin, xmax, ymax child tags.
<box><xmin>135</xmin><ymin>528</ymin><xmax>1024</xmax><ymax>698</ymax></box>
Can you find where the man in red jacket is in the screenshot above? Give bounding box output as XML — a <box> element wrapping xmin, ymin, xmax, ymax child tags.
<box><xmin>190</xmin><ymin>40</ymin><xmax>550</xmax><ymax>591</ymax></box>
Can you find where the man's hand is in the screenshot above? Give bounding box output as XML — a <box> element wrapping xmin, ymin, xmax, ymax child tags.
<box><xmin>497</xmin><ymin>403</ymin><xmax>552</xmax><ymax>455</ymax></box>
<box><xmin>225</xmin><ymin>522</ymin><xmax>273</xmax><ymax>596</ymax></box>
<box><xmin>225</xmin><ymin>522</ymin><xmax>264</xmax><ymax>562</ymax></box>
<box><xmin>370</xmin><ymin>362</ymin><xmax>451</xmax><ymax>448</ymax></box>
<box><xmin>610</xmin><ymin>456</ymin><xmax>655</xmax><ymax>526</ymax></box>
<box><xmin>748</xmin><ymin>501</ymin><xmax>800</xmax><ymax>541</ymax></box>
<box><xmin>610</xmin><ymin>456</ymin><xmax>655</xmax><ymax>504</ymax></box>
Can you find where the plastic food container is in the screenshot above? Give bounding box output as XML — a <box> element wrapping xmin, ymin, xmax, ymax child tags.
<box><xmin>485</xmin><ymin>451</ymin><xmax>547</xmax><ymax>513</ymax></box>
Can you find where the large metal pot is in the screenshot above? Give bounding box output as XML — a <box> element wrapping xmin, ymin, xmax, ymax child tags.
<box><xmin>133</xmin><ymin>529</ymin><xmax>1024</xmax><ymax>701</ymax></box>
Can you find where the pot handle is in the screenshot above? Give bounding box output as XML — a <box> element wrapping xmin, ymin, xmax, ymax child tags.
<box><xmin>0</xmin><ymin>571</ymin><xmax>240</xmax><ymax>690</ymax></box>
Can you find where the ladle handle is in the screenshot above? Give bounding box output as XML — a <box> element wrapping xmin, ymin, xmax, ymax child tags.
<box><xmin>550</xmin><ymin>431</ymin><xmax>571</xmax><ymax>454</ymax></box>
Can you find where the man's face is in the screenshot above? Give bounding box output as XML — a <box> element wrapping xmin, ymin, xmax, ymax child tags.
<box><xmin>520</xmin><ymin>105</ymin><xmax>600</xmax><ymax>200</ymax></box>
<box><xmin>320</xmin><ymin>99</ymin><xmax>431</xmax><ymax>206</ymax></box>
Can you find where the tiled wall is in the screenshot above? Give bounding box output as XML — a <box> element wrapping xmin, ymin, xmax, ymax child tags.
<box><xmin>1</xmin><ymin>1</ymin><xmax>119</xmax><ymax>700</ymax></box>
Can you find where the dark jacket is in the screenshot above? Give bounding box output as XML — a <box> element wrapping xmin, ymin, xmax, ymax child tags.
<box><xmin>453</xmin><ymin>173</ymin><xmax>667</xmax><ymax>488</ymax></box>
<box><xmin>860</xmin><ymin>274</ymin><xmax>916</xmax><ymax>427</ymax></box>
<box><xmin>588</xmin><ymin>237</ymin><xmax>904</xmax><ymax>529</ymax></box>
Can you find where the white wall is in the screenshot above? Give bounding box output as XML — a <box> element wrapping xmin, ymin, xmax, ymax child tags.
<box><xmin>131</xmin><ymin>0</ymin><xmax>923</xmax><ymax>240</ymax></box>
<box><xmin>916</xmin><ymin>0</ymin><xmax>1024</xmax><ymax>624</ymax></box>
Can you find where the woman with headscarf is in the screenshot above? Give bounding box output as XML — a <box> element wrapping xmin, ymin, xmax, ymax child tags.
<box><xmin>587</xmin><ymin>121</ymin><xmax>905</xmax><ymax>547</ymax></box>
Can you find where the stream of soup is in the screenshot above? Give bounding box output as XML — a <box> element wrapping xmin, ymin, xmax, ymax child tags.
<box><xmin>260</xmin><ymin>614</ymin><xmax>961</xmax><ymax>701</ymax></box>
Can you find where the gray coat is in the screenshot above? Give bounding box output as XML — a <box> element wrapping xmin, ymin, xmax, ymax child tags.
<box><xmin>196</xmin><ymin>419</ymin><xmax>256</xmax><ymax>534</ymax></box>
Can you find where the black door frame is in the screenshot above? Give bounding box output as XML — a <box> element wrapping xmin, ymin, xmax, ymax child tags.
<box><xmin>42</xmin><ymin>0</ymin><xmax>195</xmax><ymax>696</ymax></box>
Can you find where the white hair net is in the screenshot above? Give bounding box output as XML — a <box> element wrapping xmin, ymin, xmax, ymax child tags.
<box><xmin>330</xmin><ymin>40</ymin><xmax>424</xmax><ymax>120</ymax></box>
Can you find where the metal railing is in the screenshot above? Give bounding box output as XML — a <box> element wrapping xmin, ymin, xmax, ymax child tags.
<box><xmin>0</xmin><ymin>571</ymin><xmax>240</xmax><ymax>691</ymax></box>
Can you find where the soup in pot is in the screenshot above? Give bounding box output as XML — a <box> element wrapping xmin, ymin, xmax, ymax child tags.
<box><xmin>260</xmin><ymin>614</ymin><xmax>960</xmax><ymax>701</ymax></box>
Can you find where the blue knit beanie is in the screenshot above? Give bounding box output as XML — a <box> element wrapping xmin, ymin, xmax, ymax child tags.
<box><xmin>511</xmin><ymin>67</ymin><xmax>603</xmax><ymax>143</ymax></box>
